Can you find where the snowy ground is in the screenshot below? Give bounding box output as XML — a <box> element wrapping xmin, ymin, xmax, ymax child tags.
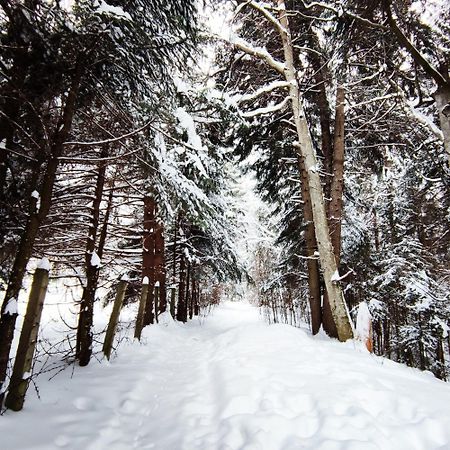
<box><xmin>1</xmin><ymin>301</ymin><xmax>450</xmax><ymax>450</ymax></box>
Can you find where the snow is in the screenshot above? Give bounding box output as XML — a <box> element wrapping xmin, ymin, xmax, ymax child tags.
<box><xmin>95</xmin><ymin>0</ymin><xmax>131</xmax><ymax>21</ymax></box>
<box><xmin>142</xmin><ymin>276</ymin><xmax>149</xmax><ymax>285</ymax></box>
<box><xmin>37</xmin><ymin>257</ymin><xmax>51</xmax><ymax>271</ymax></box>
<box><xmin>356</xmin><ymin>301</ymin><xmax>372</xmax><ymax>342</ymax></box>
<box><xmin>2</xmin><ymin>301</ymin><xmax>450</xmax><ymax>449</ymax></box>
<box><xmin>3</xmin><ymin>297</ymin><xmax>18</xmax><ymax>315</ymax></box>
<box><xmin>90</xmin><ymin>251</ymin><xmax>101</xmax><ymax>268</ymax></box>
<box><xmin>331</xmin><ymin>269</ymin><xmax>340</xmax><ymax>282</ymax></box>
<box><xmin>31</xmin><ymin>190</ymin><xmax>41</xmax><ymax>211</ymax></box>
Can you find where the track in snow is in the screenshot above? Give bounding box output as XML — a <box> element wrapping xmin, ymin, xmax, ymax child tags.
<box><xmin>1</xmin><ymin>301</ymin><xmax>450</xmax><ymax>450</ymax></box>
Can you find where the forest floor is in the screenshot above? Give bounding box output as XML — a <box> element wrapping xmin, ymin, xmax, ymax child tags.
<box><xmin>1</xmin><ymin>301</ymin><xmax>450</xmax><ymax>450</ymax></box>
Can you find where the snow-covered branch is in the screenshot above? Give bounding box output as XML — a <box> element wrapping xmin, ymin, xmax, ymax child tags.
<box><xmin>230</xmin><ymin>36</ymin><xmax>285</xmax><ymax>74</ymax></box>
<box><xmin>237</xmin><ymin>80</ymin><xmax>291</xmax><ymax>103</ymax></box>
<box><xmin>241</xmin><ymin>96</ymin><xmax>291</xmax><ymax>118</ymax></box>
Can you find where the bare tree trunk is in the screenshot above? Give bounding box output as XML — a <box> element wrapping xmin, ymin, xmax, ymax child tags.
<box><xmin>142</xmin><ymin>196</ymin><xmax>156</xmax><ymax>326</ymax></box>
<box><xmin>76</xmin><ymin>149</ymin><xmax>108</xmax><ymax>367</ymax></box>
<box><xmin>176</xmin><ymin>250</ymin><xmax>187</xmax><ymax>323</ymax></box>
<box><xmin>103</xmin><ymin>278</ymin><xmax>128</xmax><ymax>360</ymax></box>
<box><xmin>135</xmin><ymin>281</ymin><xmax>149</xmax><ymax>341</ymax></box>
<box><xmin>185</xmin><ymin>260</ymin><xmax>191</xmax><ymax>320</ymax></box>
<box><xmin>297</xmin><ymin>156</ymin><xmax>322</xmax><ymax>334</ymax></box>
<box><xmin>194</xmin><ymin>280</ymin><xmax>200</xmax><ymax>316</ymax></box>
<box><xmin>435</xmin><ymin>86</ymin><xmax>450</xmax><ymax>167</ymax></box>
<box><xmin>322</xmin><ymin>86</ymin><xmax>347</xmax><ymax>337</ymax></box>
<box><xmin>0</xmin><ymin>60</ymin><xmax>83</xmax><ymax>400</ymax></box>
<box><xmin>155</xmin><ymin>221</ymin><xmax>166</xmax><ymax>314</ymax></box>
<box><xmin>5</xmin><ymin>261</ymin><xmax>49</xmax><ymax>411</ymax></box>
<box><xmin>278</xmin><ymin>0</ymin><xmax>353</xmax><ymax>341</ymax></box>
<box><xmin>329</xmin><ymin>87</ymin><xmax>346</xmax><ymax>263</ymax></box>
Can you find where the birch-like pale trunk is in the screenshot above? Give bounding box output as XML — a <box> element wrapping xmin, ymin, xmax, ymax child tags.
<box><xmin>435</xmin><ymin>86</ymin><xmax>450</xmax><ymax>167</ymax></box>
<box><xmin>277</xmin><ymin>0</ymin><xmax>353</xmax><ymax>341</ymax></box>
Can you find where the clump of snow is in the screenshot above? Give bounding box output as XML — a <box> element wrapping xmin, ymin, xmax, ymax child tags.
<box><xmin>4</xmin><ymin>297</ymin><xmax>18</xmax><ymax>315</ymax></box>
<box><xmin>37</xmin><ymin>257</ymin><xmax>51</xmax><ymax>271</ymax></box>
<box><xmin>121</xmin><ymin>273</ymin><xmax>129</xmax><ymax>281</ymax></box>
<box><xmin>356</xmin><ymin>301</ymin><xmax>372</xmax><ymax>341</ymax></box>
<box><xmin>154</xmin><ymin>281</ymin><xmax>160</xmax><ymax>288</ymax></box>
<box><xmin>90</xmin><ymin>251</ymin><xmax>101</xmax><ymax>268</ymax></box>
<box><xmin>31</xmin><ymin>190</ymin><xmax>41</xmax><ymax>211</ymax></box>
<box><xmin>142</xmin><ymin>276</ymin><xmax>149</xmax><ymax>285</ymax></box>
<box><xmin>331</xmin><ymin>269</ymin><xmax>340</xmax><ymax>282</ymax></box>
<box><xmin>95</xmin><ymin>0</ymin><xmax>131</xmax><ymax>20</ymax></box>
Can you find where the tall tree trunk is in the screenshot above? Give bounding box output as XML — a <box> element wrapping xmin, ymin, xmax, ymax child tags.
<box><xmin>0</xmin><ymin>60</ymin><xmax>83</xmax><ymax>400</ymax></box>
<box><xmin>329</xmin><ymin>87</ymin><xmax>346</xmax><ymax>263</ymax></box>
<box><xmin>154</xmin><ymin>221</ymin><xmax>166</xmax><ymax>314</ymax></box>
<box><xmin>185</xmin><ymin>260</ymin><xmax>191</xmax><ymax>320</ymax></box>
<box><xmin>322</xmin><ymin>86</ymin><xmax>347</xmax><ymax>338</ymax></box>
<box><xmin>309</xmin><ymin>53</ymin><xmax>338</xmax><ymax>337</ymax></box>
<box><xmin>142</xmin><ymin>196</ymin><xmax>156</xmax><ymax>326</ymax></box>
<box><xmin>297</xmin><ymin>156</ymin><xmax>322</xmax><ymax>334</ymax></box>
<box><xmin>278</xmin><ymin>0</ymin><xmax>353</xmax><ymax>342</ymax></box>
<box><xmin>435</xmin><ymin>86</ymin><xmax>450</xmax><ymax>167</ymax></box>
<box><xmin>76</xmin><ymin>149</ymin><xmax>108</xmax><ymax>367</ymax></box>
<box><xmin>176</xmin><ymin>250</ymin><xmax>187</xmax><ymax>323</ymax></box>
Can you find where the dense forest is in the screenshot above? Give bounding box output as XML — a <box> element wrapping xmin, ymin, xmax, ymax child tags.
<box><xmin>0</xmin><ymin>0</ymin><xmax>449</xmax><ymax>416</ymax></box>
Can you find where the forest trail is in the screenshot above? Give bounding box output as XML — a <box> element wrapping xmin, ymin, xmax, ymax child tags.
<box><xmin>2</xmin><ymin>301</ymin><xmax>450</xmax><ymax>450</ymax></box>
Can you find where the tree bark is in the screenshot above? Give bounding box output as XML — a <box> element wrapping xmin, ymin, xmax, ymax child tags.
<box><xmin>5</xmin><ymin>262</ymin><xmax>49</xmax><ymax>411</ymax></box>
<box><xmin>435</xmin><ymin>86</ymin><xmax>450</xmax><ymax>167</ymax></box>
<box><xmin>297</xmin><ymin>156</ymin><xmax>322</xmax><ymax>334</ymax></box>
<box><xmin>329</xmin><ymin>87</ymin><xmax>346</xmax><ymax>264</ymax></box>
<box><xmin>278</xmin><ymin>0</ymin><xmax>353</xmax><ymax>342</ymax></box>
<box><xmin>142</xmin><ymin>196</ymin><xmax>156</xmax><ymax>326</ymax></box>
<box><xmin>154</xmin><ymin>221</ymin><xmax>166</xmax><ymax>314</ymax></box>
<box><xmin>321</xmin><ymin>87</ymin><xmax>347</xmax><ymax>338</ymax></box>
<box><xmin>103</xmin><ymin>278</ymin><xmax>128</xmax><ymax>360</ymax></box>
<box><xmin>176</xmin><ymin>250</ymin><xmax>187</xmax><ymax>322</ymax></box>
<box><xmin>76</xmin><ymin>149</ymin><xmax>108</xmax><ymax>367</ymax></box>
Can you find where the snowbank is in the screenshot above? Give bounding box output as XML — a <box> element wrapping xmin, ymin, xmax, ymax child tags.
<box><xmin>1</xmin><ymin>301</ymin><xmax>449</xmax><ymax>449</ymax></box>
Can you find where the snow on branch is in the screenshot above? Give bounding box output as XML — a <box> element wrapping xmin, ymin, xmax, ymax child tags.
<box><xmin>389</xmin><ymin>81</ymin><xmax>444</xmax><ymax>142</ymax></box>
<box><xmin>229</xmin><ymin>36</ymin><xmax>285</xmax><ymax>74</ymax></box>
<box><xmin>237</xmin><ymin>80</ymin><xmax>291</xmax><ymax>103</ymax></box>
<box><xmin>241</xmin><ymin>96</ymin><xmax>291</xmax><ymax>118</ymax></box>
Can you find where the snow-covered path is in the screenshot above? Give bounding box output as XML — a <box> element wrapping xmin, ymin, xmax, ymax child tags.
<box><xmin>2</xmin><ymin>301</ymin><xmax>450</xmax><ymax>450</ymax></box>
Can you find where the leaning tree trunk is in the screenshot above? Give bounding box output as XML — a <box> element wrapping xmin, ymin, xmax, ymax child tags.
<box><xmin>0</xmin><ymin>60</ymin><xmax>83</xmax><ymax>400</ymax></box>
<box><xmin>76</xmin><ymin>148</ymin><xmax>109</xmax><ymax>366</ymax></box>
<box><xmin>277</xmin><ymin>0</ymin><xmax>353</xmax><ymax>342</ymax></box>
